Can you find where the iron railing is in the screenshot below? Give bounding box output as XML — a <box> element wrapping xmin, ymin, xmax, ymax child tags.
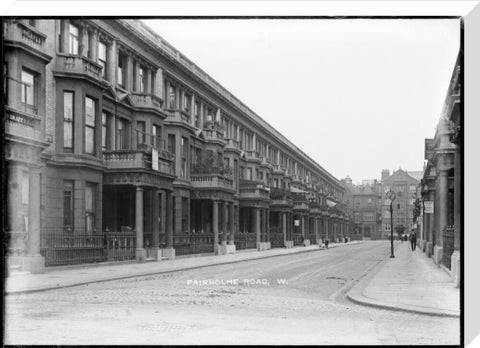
<box><xmin>172</xmin><ymin>234</ymin><xmax>215</xmax><ymax>256</ymax></box>
<box><xmin>269</xmin><ymin>230</ymin><xmax>285</xmax><ymax>248</ymax></box>
<box><xmin>40</xmin><ymin>229</ymin><xmax>136</xmax><ymax>267</ymax></box>
<box><xmin>234</xmin><ymin>232</ymin><xmax>257</xmax><ymax>250</ymax></box>
<box><xmin>293</xmin><ymin>234</ymin><xmax>304</xmax><ymax>246</ymax></box>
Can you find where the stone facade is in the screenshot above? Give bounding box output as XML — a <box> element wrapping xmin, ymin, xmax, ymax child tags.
<box><xmin>380</xmin><ymin>169</ymin><xmax>420</xmax><ymax>240</ymax></box>
<box><xmin>342</xmin><ymin>177</ymin><xmax>382</xmax><ymax>240</ymax></box>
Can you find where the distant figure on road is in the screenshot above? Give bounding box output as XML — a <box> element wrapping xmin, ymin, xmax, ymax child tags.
<box><xmin>325</xmin><ymin>239</ymin><xmax>329</xmax><ymax>249</ymax></box>
<box><xmin>409</xmin><ymin>231</ymin><xmax>417</xmax><ymax>251</ymax></box>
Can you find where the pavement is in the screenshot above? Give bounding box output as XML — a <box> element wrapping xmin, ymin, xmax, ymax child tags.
<box><xmin>5</xmin><ymin>240</ymin><xmax>460</xmax><ymax>319</ymax></box>
<box><xmin>347</xmin><ymin>241</ymin><xmax>460</xmax><ymax>318</ymax></box>
<box><xmin>5</xmin><ymin>241</ymin><xmax>356</xmax><ymax>294</ymax></box>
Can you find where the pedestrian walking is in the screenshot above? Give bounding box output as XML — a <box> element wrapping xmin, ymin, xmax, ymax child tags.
<box><xmin>409</xmin><ymin>231</ymin><xmax>417</xmax><ymax>251</ymax></box>
<box><xmin>325</xmin><ymin>239</ymin><xmax>329</xmax><ymax>249</ymax></box>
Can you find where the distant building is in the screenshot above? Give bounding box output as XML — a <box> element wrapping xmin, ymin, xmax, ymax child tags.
<box><xmin>381</xmin><ymin>169</ymin><xmax>420</xmax><ymax>240</ymax></box>
<box><xmin>342</xmin><ymin>177</ymin><xmax>382</xmax><ymax>240</ymax></box>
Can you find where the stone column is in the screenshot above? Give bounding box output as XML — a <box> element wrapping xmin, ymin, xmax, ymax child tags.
<box><xmin>23</xmin><ymin>167</ymin><xmax>44</xmax><ymax>273</ymax></box>
<box><xmin>174</xmin><ymin>195</ymin><xmax>182</xmax><ymax>236</ymax></box>
<box><xmin>60</xmin><ymin>19</ymin><xmax>70</xmax><ymax>53</ymax></box>
<box><xmin>160</xmin><ymin>190</ymin><xmax>166</xmax><ymax>243</ymax></box>
<box><xmin>152</xmin><ymin>190</ymin><xmax>160</xmax><ymax>251</ymax></box>
<box><xmin>145</xmin><ymin>68</ymin><xmax>152</xmax><ymax>94</ymax></box>
<box><xmin>451</xmin><ymin>144</ymin><xmax>461</xmax><ymax>286</ymax></box>
<box><xmin>135</xmin><ymin>186</ymin><xmax>146</xmax><ymax>262</ymax></box>
<box><xmin>266</xmin><ymin>208</ymin><xmax>270</xmax><ymax>247</ymax></box>
<box><xmin>154</xmin><ymin>68</ymin><xmax>164</xmax><ymax>100</ymax></box>
<box><xmin>90</xmin><ymin>29</ymin><xmax>98</xmax><ymax>61</ymax></box>
<box><xmin>229</xmin><ymin>203</ymin><xmax>235</xmax><ymax>245</ymax></box>
<box><xmin>191</xmin><ymin>94</ymin><xmax>196</xmax><ymax>127</ymax></box>
<box><xmin>437</xmin><ymin>170</ymin><xmax>449</xmax><ymax>246</ymax></box>
<box><xmin>221</xmin><ymin>202</ymin><xmax>227</xmax><ymax>245</ymax></box>
<box><xmin>432</xmin><ymin>168</ymin><xmax>448</xmax><ymax>265</ymax></box>
<box><xmin>108</xmin><ymin>39</ymin><xmax>117</xmax><ymax>85</ymax></box>
<box><xmin>125</xmin><ymin>54</ymin><xmax>133</xmax><ymax>92</ymax></box>
<box><xmin>213</xmin><ymin>200</ymin><xmax>219</xmax><ymax>253</ymax></box>
<box><xmin>200</xmin><ymin>102</ymin><xmax>204</xmax><ymax>128</ymax></box>
<box><xmin>166</xmin><ymin>192</ymin><xmax>173</xmax><ymax>248</ymax></box>
<box><xmin>162</xmin><ymin>191</ymin><xmax>175</xmax><ymax>260</ymax></box>
<box><xmin>282</xmin><ymin>212</ymin><xmax>287</xmax><ymax>245</ymax></box>
<box><xmin>255</xmin><ymin>207</ymin><xmax>261</xmax><ymax>250</ymax></box>
<box><xmin>80</xmin><ymin>26</ymin><xmax>89</xmax><ymax>57</ymax></box>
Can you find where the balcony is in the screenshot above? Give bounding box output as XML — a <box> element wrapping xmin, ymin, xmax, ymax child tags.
<box><xmin>165</xmin><ymin>109</ymin><xmax>191</xmax><ymax>126</ymax></box>
<box><xmin>260</xmin><ymin>156</ymin><xmax>273</xmax><ymax>169</ymax></box>
<box><xmin>293</xmin><ymin>202</ymin><xmax>309</xmax><ymax>211</ymax></box>
<box><xmin>131</xmin><ymin>93</ymin><xmax>163</xmax><ymax>113</ymax></box>
<box><xmin>54</xmin><ymin>53</ymin><xmax>104</xmax><ymax>85</ymax></box>
<box><xmin>103</xmin><ymin>148</ymin><xmax>174</xmax><ymax>176</ymax></box>
<box><xmin>4</xmin><ymin>106</ymin><xmax>44</xmax><ymax>144</ymax></box>
<box><xmin>4</xmin><ymin>20</ymin><xmax>51</xmax><ymax>62</ymax></box>
<box><xmin>203</xmin><ymin>123</ymin><xmax>225</xmax><ymax>143</ymax></box>
<box><xmin>224</xmin><ymin>138</ymin><xmax>240</xmax><ymax>150</ymax></box>
<box><xmin>191</xmin><ymin>173</ymin><xmax>234</xmax><ymax>191</ymax></box>
<box><xmin>292</xmin><ymin>175</ymin><xmax>302</xmax><ymax>184</ymax></box>
<box><xmin>245</xmin><ymin>150</ymin><xmax>261</xmax><ymax>163</ymax></box>
<box><xmin>270</xmin><ymin>188</ymin><xmax>292</xmax><ymax>206</ymax></box>
<box><xmin>273</xmin><ymin>165</ymin><xmax>286</xmax><ymax>175</ymax></box>
<box><xmin>309</xmin><ymin>203</ymin><xmax>322</xmax><ymax>215</ymax></box>
<box><xmin>239</xmin><ymin>179</ymin><xmax>270</xmax><ymax>201</ymax></box>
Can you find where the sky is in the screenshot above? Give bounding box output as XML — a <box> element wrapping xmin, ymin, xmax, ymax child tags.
<box><xmin>143</xmin><ymin>18</ymin><xmax>460</xmax><ymax>185</ymax></box>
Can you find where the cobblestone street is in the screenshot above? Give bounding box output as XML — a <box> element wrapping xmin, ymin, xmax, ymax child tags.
<box><xmin>5</xmin><ymin>242</ymin><xmax>459</xmax><ymax>345</ymax></box>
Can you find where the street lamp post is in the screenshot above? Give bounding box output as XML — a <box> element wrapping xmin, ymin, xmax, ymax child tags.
<box><xmin>387</xmin><ymin>190</ymin><xmax>397</xmax><ymax>258</ymax></box>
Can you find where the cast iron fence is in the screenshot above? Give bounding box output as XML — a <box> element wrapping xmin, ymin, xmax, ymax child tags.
<box><xmin>172</xmin><ymin>234</ymin><xmax>215</xmax><ymax>256</ymax></box>
<box><xmin>293</xmin><ymin>234</ymin><xmax>304</xmax><ymax>246</ymax></box>
<box><xmin>234</xmin><ymin>232</ymin><xmax>257</xmax><ymax>250</ymax></box>
<box><xmin>40</xmin><ymin>229</ymin><xmax>136</xmax><ymax>267</ymax></box>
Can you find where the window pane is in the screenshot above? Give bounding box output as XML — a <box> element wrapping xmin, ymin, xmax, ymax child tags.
<box><xmin>68</xmin><ymin>24</ymin><xmax>79</xmax><ymax>55</ymax></box>
<box><xmin>102</xmin><ymin>112</ymin><xmax>107</xmax><ymax>150</ymax></box>
<box><xmin>85</xmin><ymin>185</ymin><xmax>94</xmax><ymax>211</ymax></box>
<box><xmin>85</xmin><ymin>127</ymin><xmax>95</xmax><ymax>153</ymax></box>
<box><xmin>98</xmin><ymin>42</ymin><xmax>106</xmax><ymax>61</ymax></box>
<box><xmin>64</xmin><ymin>92</ymin><xmax>73</xmax><ymax>120</ymax></box>
<box><xmin>85</xmin><ymin>97</ymin><xmax>95</xmax><ymax>126</ymax></box>
<box><xmin>64</xmin><ymin>92</ymin><xmax>74</xmax><ymax>148</ymax></box>
<box><xmin>64</xmin><ymin>122</ymin><xmax>73</xmax><ymax>148</ymax></box>
<box><xmin>21</xmin><ymin>70</ymin><xmax>34</xmax><ymax>105</ymax></box>
<box><xmin>169</xmin><ymin>86</ymin><xmax>175</xmax><ymax>108</ymax></box>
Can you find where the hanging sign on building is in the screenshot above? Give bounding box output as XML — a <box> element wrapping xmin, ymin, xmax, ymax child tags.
<box><xmin>424</xmin><ymin>201</ymin><xmax>434</xmax><ymax>213</ymax></box>
<box><xmin>294</xmin><ymin>220</ymin><xmax>300</xmax><ymax>226</ymax></box>
<box><xmin>152</xmin><ymin>148</ymin><xmax>158</xmax><ymax>171</ymax></box>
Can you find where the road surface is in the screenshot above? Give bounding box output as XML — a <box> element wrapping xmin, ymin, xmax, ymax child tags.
<box><xmin>5</xmin><ymin>241</ymin><xmax>459</xmax><ymax>345</ymax></box>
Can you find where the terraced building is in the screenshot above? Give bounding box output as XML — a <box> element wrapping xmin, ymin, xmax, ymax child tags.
<box><xmin>4</xmin><ymin>19</ymin><xmax>351</xmax><ymax>272</ymax></box>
